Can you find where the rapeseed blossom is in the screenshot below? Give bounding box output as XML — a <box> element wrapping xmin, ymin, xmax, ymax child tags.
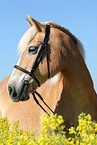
<box><xmin>0</xmin><ymin>113</ymin><xmax>97</xmax><ymax>144</ymax></box>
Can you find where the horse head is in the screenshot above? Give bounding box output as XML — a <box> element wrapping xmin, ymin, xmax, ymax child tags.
<box><xmin>7</xmin><ymin>15</ymin><xmax>84</xmax><ymax>102</ymax></box>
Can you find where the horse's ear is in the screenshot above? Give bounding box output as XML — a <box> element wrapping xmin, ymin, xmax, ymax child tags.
<box><xmin>27</xmin><ymin>15</ymin><xmax>45</xmax><ymax>32</ymax></box>
<box><xmin>26</xmin><ymin>18</ymin><xmax>32</xmax><ymax>27</ymax></box>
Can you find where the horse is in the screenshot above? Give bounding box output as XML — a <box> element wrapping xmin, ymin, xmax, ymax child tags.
<box><xmin>0</xmin><ymin>15</ymin><xmax>97</xmax><ymax>135</ymax></box>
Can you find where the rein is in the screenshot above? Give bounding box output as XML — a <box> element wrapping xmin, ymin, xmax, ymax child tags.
<box><xmin>32</xmin><ymin>89</ymin><xmax>54</xmax><ymax>116</ymax></box>
<box><xmin>14</xmin><ymin>25</ymin><xmax>74</xmax><ymax>130</ymax></box>
<box><xmin>31</xmin><ymin>88</ymin><xmax>74</xmax><ymax>131</ymax></box>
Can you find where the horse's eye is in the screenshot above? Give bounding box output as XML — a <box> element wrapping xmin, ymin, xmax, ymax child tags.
<box><xmin>28</xmin><ymin>46</ymin><xmax>38</xmax><ymax>55</ymax></box>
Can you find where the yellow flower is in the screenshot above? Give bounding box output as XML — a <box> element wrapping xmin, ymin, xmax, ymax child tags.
<box><xmin>95</xmin><ymin>123</ymin><xmax>97</xmax><ymax>132</ymax></box>
<box><xmin>57</xmin><ymin>115</ymin><xmax>64</xmax><ymax>124</ymax></box>
<box><xmin>69</xmin><ymin>127</ymin><xmax>76</xmax><ymax>134</ymax></box>
<box><xmin>0</xmin><ymin>113</ymin><xmax>97</xmax><ymax>144</ymax></box>
<box><xmin>86</xmin><ymin>114</ymin><xmax>92</xmax><ymax>121</ymax></box>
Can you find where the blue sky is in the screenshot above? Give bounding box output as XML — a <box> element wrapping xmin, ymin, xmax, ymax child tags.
<box><xmin>0</xmin><ymin>0</ymin><xmax>97</xmax><ymax>92</ymax></box>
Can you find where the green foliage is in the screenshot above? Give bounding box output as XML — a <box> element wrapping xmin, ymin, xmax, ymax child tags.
<box><xmin>0</xmin><ymin>113</ymin><xmax>97</xmax><ymax>144</ymax></box>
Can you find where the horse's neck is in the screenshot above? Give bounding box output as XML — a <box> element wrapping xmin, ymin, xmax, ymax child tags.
<box><xmin>60</xmin><ymin>55</ymin><xmax>97</xmax><ymax>124</ymax></box>
<box><xmin>36</xmin><ymin>57</ymin><xmax>97</xmax><ymax>124</ymax></box>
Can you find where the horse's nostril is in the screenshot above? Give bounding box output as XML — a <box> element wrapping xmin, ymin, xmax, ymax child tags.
<box><xmin>8</xmin><ymin>85</ymin><xmax>17</xmax><ymax>98</ymax></box>
<box><xmin>8</xmin><ymin>86</ymin><xmax>12</xmax><ymax>95</ymax></box>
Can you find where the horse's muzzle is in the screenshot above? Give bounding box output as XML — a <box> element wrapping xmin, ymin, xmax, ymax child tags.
<box><xmin>8</xmin><ymin>81</ymin><xmax>30</xmax><ymax>102</ymax></box>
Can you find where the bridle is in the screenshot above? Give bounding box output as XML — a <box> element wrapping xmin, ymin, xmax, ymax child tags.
<box><xmin>14</xmin><ymin>25</ymin><xmax>50</xmax><ymax>87</ymax></box>
<box><xmin>14</xmin><ymin>25</ymin><xmax>54</xmax><ymax>115</ymax></box>
<box><xmin>14</xmin><ymin>25</ymin><xmax>74</xmax><ymax>130</ymax></box>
